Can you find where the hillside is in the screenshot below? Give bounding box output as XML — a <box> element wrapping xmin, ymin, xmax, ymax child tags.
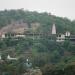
<box><xmin>0</xmin><ymin>22</ymin><xmax>28</xmax><ymax>34</ymax></box>
<box><xmin>0</xmin><ymin>9</ymin><xmax>75</xmax><ymax>75</ymax></box>
<box><xmin>0</xmin><ymin>9</ymin><xmax>75</xmax><ymax>34</ymax></box>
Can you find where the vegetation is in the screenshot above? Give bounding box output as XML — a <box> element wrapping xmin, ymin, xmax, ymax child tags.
<box><xmin>0</xmin><ymin>9</ymin><xmax>75</xmax><ymax>75</ymax></box>
<box><xmin>0</xmin><ymin>9</ymin><xmax>75</xmax><ymax>34</ymax></box>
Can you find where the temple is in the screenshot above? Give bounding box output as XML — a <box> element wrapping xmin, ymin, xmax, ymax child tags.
<box><xmin>52</xmin><ymin>24</ymin><xmax>56</xmax><ymax>35</ymax></box>
<box><xmin>0</xmin><ymin>23</ymin><xmax>75</xmax><ymax>43</ymax></box>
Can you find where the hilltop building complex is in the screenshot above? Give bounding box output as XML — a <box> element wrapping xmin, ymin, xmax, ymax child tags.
<box><xmin>0</xmin><ymin>22</ymin><xmax>74</xmax><ymax>42</ymax></box>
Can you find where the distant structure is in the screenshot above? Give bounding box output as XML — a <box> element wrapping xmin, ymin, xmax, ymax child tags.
<box><xmin>1</xmin><ymin>33</ymin><xmax>5</xmax><ymax>38</ymax></box>
<box><xmin>0</xmin><ymin>21</ymin><xmax>74</xmax><ymax>43</ymax></box>
<box><xmin>65</xmin><ymin>31</ymin><xmax>70</xmax><ymax>37</ymax></box>
<box><xmin>7</xmin><ymin>55</ymin><xmax>17</xmax><ymax>60</ymax></box>
<box><xmin>26</xmin><ymin>58</ymin><xmax>29</xmax><ymax>62</ymax></box>
<box><xmin>0</xmin><ymin>55</ymin><xmax>1</xmax><ymax>60</ymax></box>
<box><xmin>51</xmin><ymin>24</ymin><xmax>71</xmax><ymax>42</ymax></box>
<box><xmin>52</xmin><ymin>24</ymin><xmax>56</xmax><ymax>35</ymax></box>
<box><xmin>56</xmin><ymin>34</ymin><xmax>65</xmax><ymax>42</ymax></box>
<box><xmin>25</xmin><ymin>58</ymin><xmax>32</xmax><ymax>68</ymax></box>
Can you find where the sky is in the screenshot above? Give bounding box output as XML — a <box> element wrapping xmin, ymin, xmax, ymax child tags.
<box><xmin>0</xmin><ymin>0</ymin><xmax>75</xmax><ymax>20</ymax></box>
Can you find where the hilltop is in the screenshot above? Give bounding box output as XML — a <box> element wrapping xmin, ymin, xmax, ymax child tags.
<box><xmin>0</xmin><ymin>9</ymin><xmax>75</xmax><ymax>34</ymax></box>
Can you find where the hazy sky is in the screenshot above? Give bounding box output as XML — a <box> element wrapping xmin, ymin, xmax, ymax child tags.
<box><xmin>0</xmin><ymin>0</ymin><xmax>75</xmax><ymax>20</ymax></box>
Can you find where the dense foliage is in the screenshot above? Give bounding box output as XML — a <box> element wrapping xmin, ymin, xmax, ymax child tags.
<box><xmin>0</xmin><ymin>9</ymin><xmax>75</xmax><ymax>34</ymax></box>
<box><xmin>0</xmin><ymin>9</ymin><xmax>75</xmax><ymax>75</ymax></box>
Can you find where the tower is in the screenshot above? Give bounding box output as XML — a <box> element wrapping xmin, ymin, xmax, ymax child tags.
<box><xmin>51</xmin><ymin>24</ymin><xmax>56</xmax><ymax>41</ymax></box>
<box><xmin>0</xmin><ymin>55</ymin><xmax>1</xmax><ymax>60</ymax></box>
<box><xmin>52</xmin><ymin>24</ymin><xmax>56</xmax><ymax>35</ymax></box>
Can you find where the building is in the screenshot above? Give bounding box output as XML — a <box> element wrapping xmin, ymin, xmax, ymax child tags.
<box><xmin>51</xmin><ymin>24</ymin><xmax>56</xmax><ymax>35</ymax></box>
<box><xmin>0</xmin><ymin>23</ymin><xmax>75</xmax><ymax>43</ymax></box>
<box><xmin>56</xmin><ymin>34</ymin><xmax>65</xmax><ymax>42</ymax></box>
<box><xmin>7</xmin><ymin>55</ymin><xmax>17</xmax><ymax>60</ymax></box>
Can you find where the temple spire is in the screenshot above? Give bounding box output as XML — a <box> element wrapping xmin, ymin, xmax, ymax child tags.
<box><xmin>52</xmin><ymin>24</ymin><xmax>56</xmax><ymax>35</ymax></box>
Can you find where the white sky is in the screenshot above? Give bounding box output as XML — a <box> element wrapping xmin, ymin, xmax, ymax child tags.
<box><xmin>0</xmin><ymin>0</ymin><xmax>75</xmax><ymax>20</ymax></box>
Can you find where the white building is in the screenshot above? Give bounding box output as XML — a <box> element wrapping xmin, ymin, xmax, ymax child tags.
<box><xmin>56</xmin><ymin>34</ymin><xmax>65</xmax><ymax>42</ymax></box>
<box><xmin>7</xmin><ymin>55</ymin><xmax>17</xmax><ymax>60</ymax></box>
<box><xmin>15</xmin><ymin>34</ymin><xmax>25</xmax><ymax>38</ymax></box>
<box><xmin>65</xmin><ymin>31</ymin><xmax>70</xmax><ymax>36</ymax></box>
<box><xmin>0</xmin><ymin>55</ymin><xmax>1</xmax><ymax>60</ymax></box>
<box><xmin>1</xmin><ymin>34</ymin><xmax>5</xmax><ymax>38</ymax></box>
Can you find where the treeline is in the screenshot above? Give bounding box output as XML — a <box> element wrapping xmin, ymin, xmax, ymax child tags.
<box><xmin>41</xmin><ymin>63</ymin><xmax>75</xmax><ymax>75</ymax></box>
<box><xmin>0</xmin><ymin>9</ymin><xmax>75</xmax><ymax>33</ymax></box>
<box><xmin>0</xmin><ymin>37</ymin><xmax>75</xmax><ymax>75</ymax></box>
<box><xmin>1</xmin><ymin>59</ymin><xmax>75</xmax><ymax>75</ymax></box>
<box><xmin>0</xmin><ymin>37</ymin><xmax>75</xmax><ymax>66</ymax></box>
